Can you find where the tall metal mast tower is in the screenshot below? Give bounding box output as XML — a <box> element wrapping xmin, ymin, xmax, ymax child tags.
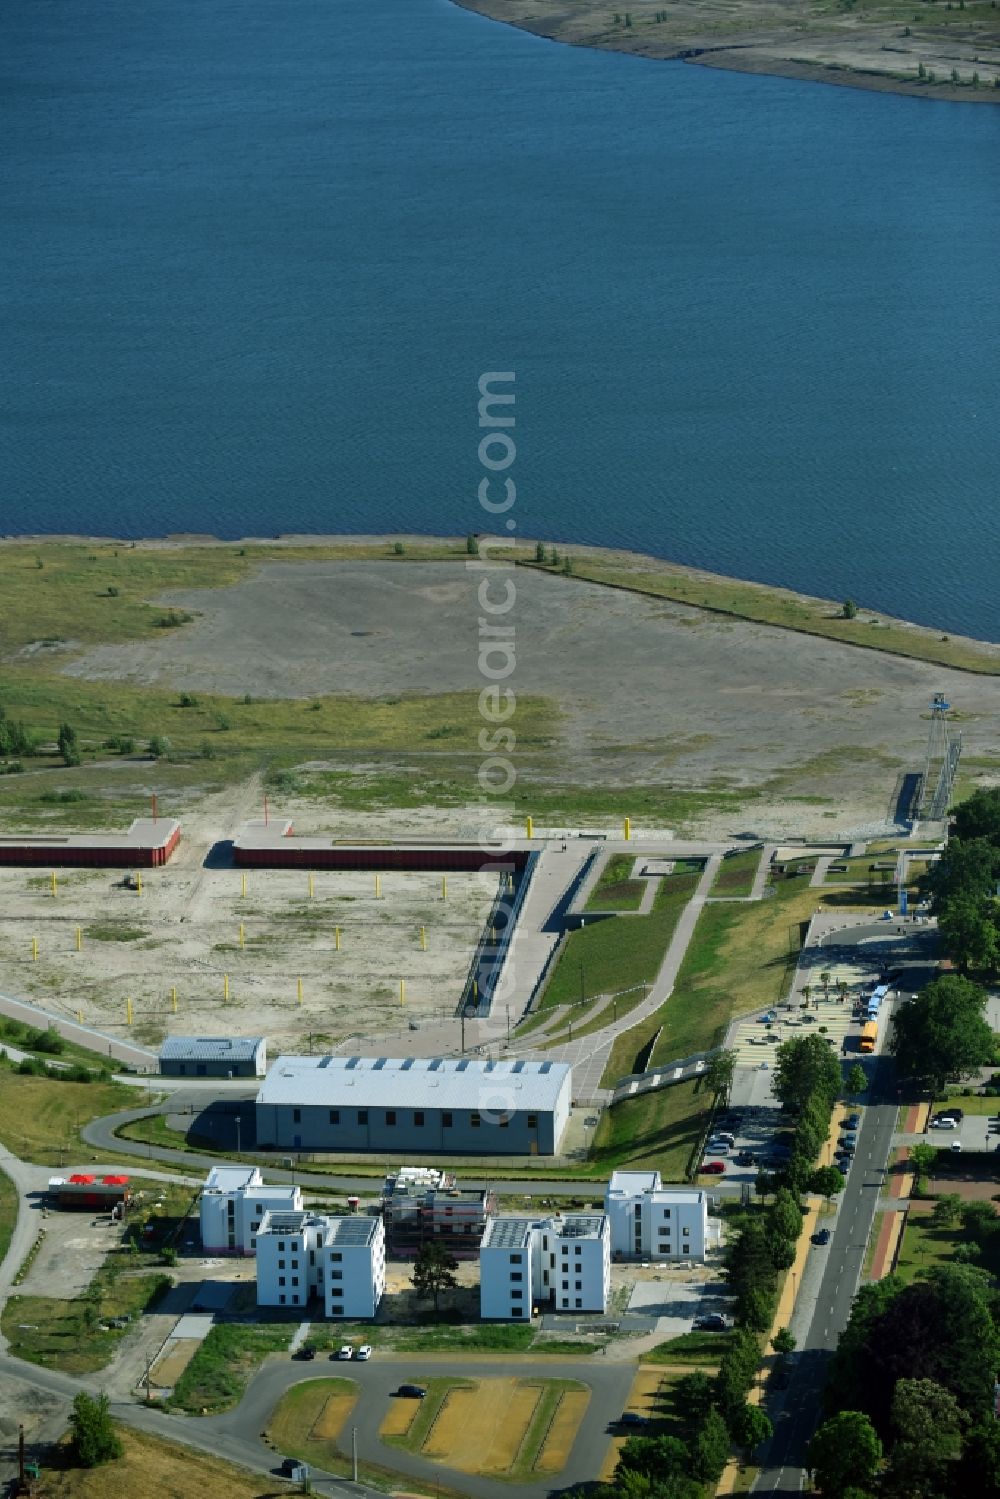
<box><xmin>918</xmin><ymin>694</ymin><xmax>962</xmax><ymax>821</ymax></box>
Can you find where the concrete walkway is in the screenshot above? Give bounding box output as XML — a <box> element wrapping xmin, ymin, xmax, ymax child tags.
<box><xmin>0</xmin><ymin>988</ymin><xmax>156</xmax><ymax>1071</ymax></box>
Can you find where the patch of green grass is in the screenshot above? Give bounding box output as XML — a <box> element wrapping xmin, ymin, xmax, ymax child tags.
<box><xmin>0</xmin><ymin>1073</ymin><xmax>139</xmax><ymax>1166</ymax></box>
<box><xmin>894</xmin><ymin>1207</ymin><xmax>1000</xmax><ymax>1287</ymax></box>
<box><xmin>167</xmin><ymin>1322</ymin><xmax>293</xmax><ymax>1413</ymax></box>
<box><xmin>2</xmin><ymin>1263</ymin><xmax>170</xmax><ymax>1374</ymax></box>
<box><xmin>934</xmin><ymin>1093</ymin><xmax>998</xmax><ymax>1117</ymax></box>
<box><xmin>645</xmin><ymin>1329</ymin><xmax>735</xmax><ymax>1362</ymax></box>
<box><xmin>84</xmin><ymin>923</ymin><xmax>149</xmax><ymax>943</ymax></box>
<box><xmin>591</xmin><ymin>1077</ymin><xmax>712</xmax><ymax>1179</ymax></box>
<box><xmin>0</xmin><ymin>1167</ymin><xmax>17</xmax><ymax>1267</ymax></box>
<box><xmin>585</xmin><ymin>854</ymin><xmax>647</xmax><ymax>911</ymax></box>
<box><xmin>709</xmin><ymin>848</ymin><xmax>763</xmax><ymax>897</ymax></box>
<box><xmin>395</xmin><ymin>1323</ymin><xmax>536</xmax><ymax>1353</ymax></box>
<box><xmin>540</xmin><ymin>868</ymin><xmax>701</xmax><ymax>1011</ymax></box>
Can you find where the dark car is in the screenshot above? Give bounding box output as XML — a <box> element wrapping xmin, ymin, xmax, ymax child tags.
<box><xmin>938</xmin><ymin>1108</ymin><xmax>964</xmax><ymax>1122</ymax></box>
<box><xmin>397</xmin><ymin>1384</ymin><xmax>427</xmax><ymax>1399</ymax></box>
<box><xmin>293</xmin><ymin>1343</ymin><xmax>317</xmax><ymax>1361</ymax></box>
<box><xmin>694</xmin><ymin>1313</ymin><xmax>728</xmax><ymax>1331</ymax></box>
<box><xmin>845</xmin><ymin>1114</ymin><xmax>861</xmax><ymax>1129</ymax></box>
<box><xmin>734</xmin><ymin>1151</ymin><xmax>755</xmax><ymax>1167</ymax></box>
<box><xmin>620</xmin><ymin>1412</ymin><xmax>652</xmax><ymax>1427</ymax></box>
<box><xmin>812</xmin><ymin>1228</ymin><xmax>831</xmax><ymax>1245</ymax></box>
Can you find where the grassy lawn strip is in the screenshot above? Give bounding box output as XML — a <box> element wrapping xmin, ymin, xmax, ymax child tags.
<box><xmin>511</xmin><ymin>1380</ymin><xmax>589</xmax><ymax>1481</ymax></box>
<box><xmin>168</xmin><ymin>1323</ymin><xmax>293</xmax><ymax>1413</ymax></box>
<box><xmin>41</xmin><ymin>1424</ymin><xmax>299</xmax><ymax>1499</ymax></box>
<box><xmin>709</xmin><ymin>848</ymin><xmax>762</xmax><ymax>897</ymax></box>
<box><xmin>539</xmin><ymin>984</ymin><xmax>651</xmax><ymax>1049</ymax></box>
<box><xmin>894</xmin><ymin>1205</ymin><xmax>1000</xmax><ymax>1287</ymax></box>
<box><xmin>645</xmin><ymin>1330</ymin><xmax>734</xmax><ymax>1363</ymax></box>
<box><xmin>0</xmin><ymin>1167</ymin><xmax>17</xmax><ymax>1267</ymax></box>
<box><xmin>934</xmin><ymin>1093</ymin><xmax>998</xmax><ymax>1117</ymax></box>
<box><xmin>265</xmin><ymin>1376</ymin><xmax>357</xmax><ymax>1468</ymax></box>
<box><xmin>2</xmin><ymin>1269</ymin><xmax>170</xmax><ymax>1375</ymax></box>
<box><xmin>540</xmin><ymin>868</ymin><xmax>701</xmax><ymax>1011</ymax></box>
<box><xmin>591</xmin><ymin>1077</ymin><xmax>711</xmax><ymax>1180</ymax></box>
<box><xmin>382</xmin><ymin>1377</ymin><xmax>477</xmax><ymax>1453</ymax></box>
<box><xmin>0</xmin><ymin>1074</ymin><xmax>141</xmax><ymax>1166</ymax></box>
<box><xmin>585</xmin><ymin>854</ymin><xmax>648</xmax><ymax>912</ymax></box>
<box><xmin>0</xmin><ymin>1016</ymin><xmax>119</xmax><ymax>1076</ymax></box>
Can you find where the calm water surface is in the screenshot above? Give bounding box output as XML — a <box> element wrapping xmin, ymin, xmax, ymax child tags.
<box><xmin>4</xmin><ymin>0</ymin><xmax>1000</xmax><ymax>634</ymax></box>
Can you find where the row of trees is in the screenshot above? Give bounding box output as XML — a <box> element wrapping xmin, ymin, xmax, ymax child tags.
<box><xmin>889</xmin><ymin>973</ymin><xmax>993</xmax><ymax>1093</ymax></box>
<box><xmin>811</xmin><ymin>1261</ymin><xmax>1000</xmax><ymax>1496</ymax></box>
<box><xmin>926</xmin><ymin>788</ymin><xmax>1000</xmax><ymax>974</ymax></box>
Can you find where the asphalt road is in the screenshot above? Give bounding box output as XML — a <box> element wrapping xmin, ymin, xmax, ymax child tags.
<box><xmin>752</xmin><ymin>1050</ymin><xmax>900</xmax><ymax>1496</ymax></box>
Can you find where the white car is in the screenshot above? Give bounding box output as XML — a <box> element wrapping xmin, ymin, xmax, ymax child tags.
<box><xmin>929</xmin><ymin>1117</ymin><xmax>957</xmax><ymax>1130</ymax></box>
<box><xmin>356</xmin><ymin>1344</ymin><xmax>372</xmax><ymax>1360</ymax></box>
<box><xmin>336</xmin><ymin>1344</ymin><xmax>354</xmax><ymax>1360</ymax></box>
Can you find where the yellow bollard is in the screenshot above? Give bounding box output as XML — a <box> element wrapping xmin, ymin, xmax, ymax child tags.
<box><xmin>223</xmin><ymin>974</ymin><xmax>230</xmax><ymax>1002</ymax></box>
<box><xmin>420</xmin><ymin>926</ymin><xmax>426</xmax><ymax>951</ymax></box>
<box><xmin>126</xmin><ymin>997</ymin><xmax>133</xmax><ymax>1026</ymax></box>
<box><xmin>400</xmin><ymin>979</ymin><xmax>405</xmax><ymax>1006</ymax></box>
<box><xmin>297</xmin><ymin>977</ymin><xmax>303</xmax><ymax>1005</ymax></box>
<box><xmin>171</xmin><ymin>986</ymin><xmax>177</xmax><ymax>1014</ymax></box>
<box><xmin>51</xmin><ymin>870</ymin><xmax>57</xmax><ymax>897</ymax></box>
<box><xmin>239</xmin><ymin>923</ymin><xmax>245</xmax><ymax>950</ymax></box>
<box><xmin>31</xmin><ymin>937</ymin><xmax>38</xmax><ymax>962</ymax></box>
<box><xmin>624</xmin><ymin>816</ymin><xmax>631</xmax><ymax>841</ymax></box>
<box><xmin>241</xmin><ymin>872</ymin><xmax>247</xmax><ymax>899</ymax></box>
<box><xmin>375</xmin><ymin>874</ymin><xmax>382</xmax><ymax>900</ymax></box>
<box><xmin>75</xmin><ymin>926</ymin><xmax>82</xmax><ymax>952</ymax></box>
<box><xmin>526</xmin><ymin>815</ymin><xmax>533</xmax><ymax>839</ymax></box>
<box><xmin>77</xmin><ymin>1009</ymin><xmax>84</xmax><ymax>1024</ymax></box>
<box><xmin>441</xmin><ymin>876</ymin><xmax>448</xmax><ymax>901</ymax></box>
<box><xmin>335</xmin><ymin>926</ymin><xmax>341</xmax><ymax>951</ymax></box>
<box><xmin>308</xmin><ymin>873</ymin><xmax>315</xmax><ymax>899</ymax></box>
<box><xmin>473</xmin><ymin>979</ymin><xmax>479</xmax><ymax>1002</ymax></box>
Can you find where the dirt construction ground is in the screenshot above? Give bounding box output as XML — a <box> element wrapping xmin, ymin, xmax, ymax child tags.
<box><xmin>61</xmin><ymin>560</ymin><xmax>1000</xmax><ymax>838</ymax></box>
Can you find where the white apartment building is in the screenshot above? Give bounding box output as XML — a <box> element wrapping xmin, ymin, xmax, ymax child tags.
<box><xmin>254</xmin><ymin>1208</ymin><xmax>386</xmax><ymax>1319</ymax></box>
<box><xmin>604</xmin><ymin>1170</ymin><xmax>710</xmax><ymax>1262</ymax></box>
<box><xmin>199</xmin><ymin>1165</ymin><xmax>302</xmax><ymax>1256</ymax></box>
<box><xmin>479</xmin><ymin>1213</ymin><xmax>610</xmax><ymax>1321</ymax></box>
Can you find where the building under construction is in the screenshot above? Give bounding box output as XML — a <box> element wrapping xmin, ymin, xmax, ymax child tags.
<box><xmin>381</xmin><ymin>1167</ymin><xmax>495</xmax><ymax>1258</ymax></box>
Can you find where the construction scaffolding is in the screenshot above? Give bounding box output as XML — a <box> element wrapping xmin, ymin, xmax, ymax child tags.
<box><xmin>381</xmin><ymin>1167</ymin><xmax>496</xmax><ymax>1259</ymax></box>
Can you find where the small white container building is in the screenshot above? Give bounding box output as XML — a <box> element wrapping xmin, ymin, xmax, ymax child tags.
<box><xmin>199</xmin><ymin>1165</ymin><xmax>302</xmax><ymax>1256</ymax></box>
<box><xmin>254</xmin><ymin>1208</ymin><xmax>386</xmax><ymax>1319</ymax></box>
<box><xmin>479</xmin><ymin>1213</ymin><xmax>611</xmax><ymax>1321</ymax></box>
<box><xmin>604</xmin><ymin>1170</ymin><xmax>710</xmax><ymax>1262</ymax></box>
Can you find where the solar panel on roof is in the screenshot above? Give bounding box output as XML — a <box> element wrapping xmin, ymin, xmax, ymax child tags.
<box><xmin>346</xmin><ymin>1057</ymin><xmax>360</xmax><ymax>1069</ymax></box>
<box><xmin>512</xmin><ymin>1060</ymin><xmax>525</xmax><ymax>1073</ymax></box>
<box><xmin>373</xmin><ymin>1058</ymin><xmax>387</xmax><ymax>1070</ymax></box>
<box><xmin>539</xmin><ymin>1062</ymin><xmax>552</xmax><ymax>1073</ymax></box>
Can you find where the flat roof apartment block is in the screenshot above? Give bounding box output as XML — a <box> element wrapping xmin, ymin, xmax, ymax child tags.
<box><xmin>254</xmin><ymin>1209</ymin><xmax>386</xmax><ymax>1319</ymax></box>
<box><xmin>199</xmin><ymin>1165</ymin><xmax>302</xmax><ymax>1256</ymax></box>
<box><xmin>480</xmin><ymin>1213</ymin><xmax>610</xmax><ymax>1321</ymax></box>
<box><xmin>256</xmin><ymin>1054</ymin><xmax>572</xmax><ymax>1155</ymax></box>
<box><xmin>605</xmin><ymin>1170</ymin><xmax>711</xmax><ymax>1261</ymax></box>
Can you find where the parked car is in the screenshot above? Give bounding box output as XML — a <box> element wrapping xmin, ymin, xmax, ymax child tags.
<box><xmin>938</xmin><ymin>1108</ymin><xmax>964</xmax><ymax>1121</ymax></box>
<box><xmin>356</xmin><ymin>1345</ymin><xmax>373</xmax><ymax>1360</ymax></box>
<box><xmin>845</xmin><ymin>1113</ymin><xmax>862</xmax><ymax>1129</ymax></box>
<box><xmin>812</xmin><ymin>1228</ymin><xmax>831</xmax><ymax>1245</ymax></box>
<box><xmin>839</xmin><ymin>1140</ymin><xmax>856</xmax><ymax>1156</ymax></box>
<box><xmin>335</xmin><ymin>1345</ymin><xmax>354</xmax><ymax>1360</ymax></box>
<box><xmin>701</xmin><ymin>1161</ymin><xmax>727</xmax><ymax>1174</ymax></box>
<box><xmin>693</xmin><ymin>1313</ymin><xmax>728</xmax><ymax>1331</ymax></box>
<box><xmin>293</xmin><ymin>1344</ymin><xmax>317</xmax><ymax>1361</ymax></box>
<box><xmin>760</xmin><ymin>1011</ymin><xmax>777</xmax><ymax>1023</ymax></box>
<box><xmin>840</xmin><ymin>1132</ymin><xmax>858</xmax><ymax>1146</ymax></box>
<box><xmin>712</xmin><ymin>1132</ymin><xmax>736</xmax><ymax>1147</ymax></box>
<box><xmin>734</xmin><ymin>1151</ymin><xmax>755</xmax><ymax>1167</ymax></box>
<box><xmin>397</xmin><ymin>1384</ymin><xmax>427</xmax><ymax>1399</ymax></box>
<box><xmin>950</xmin><ymin>1141</ymin><xmax>963</xmax><ymax>1153</ymax></box>
<box><xmin>749</xmin><ymin>1036</ymin><xmax>768</xmax><ymax>1046</ymax></box>
<box><xmin>929</xmin><ymin>1117</ymin><xmax>958</xmax><ymax>1130</ymax></box>
<box><xmin>707</xmin><ymin>1142</ymin><xmax>731</xmax><ymax>1156</ymax></box>
<box><xmin>620</xmin><ymin>1412</ymin><xmax>652</xmax><ymax>1427</ymax></box>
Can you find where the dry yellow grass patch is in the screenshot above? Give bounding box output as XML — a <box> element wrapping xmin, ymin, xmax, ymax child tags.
<box><xmin>600</xmin><ymin>1367</ymin><xmax>667</xmax><ymax>1481</ymax></box>
<box><xmin>478</xmin><ymin>1383</ymin><xmax>542</xmax><ymax>1471</ymax></box>
<box><xmin>534</xmin><ymin>1389</ymin><xmax>591</xmax><ymax>1474</ymax></box>
<box><xmin>379</xmin><ymin>1399</ymin><xmax>420</xmax><ymax>1439</ymax></box>
<box><xmin>150</xmin><ymin>1338</ymin><xmax>201</xmax><ymax>1387</ymax></box>
<box><xmin>310</xmin><ymin>1391</ymin><xmax>357</xmax><ymax>1441</ymax></box>
<box><xmin>421</xmin><ymin>1384</ymin><xmax>486</xmax><ymax>1463</ymax></box>
<box><xmin>42</xmin><ymin>1428</ymin><xmax>281</xmax><ymax>1498</ymax></box>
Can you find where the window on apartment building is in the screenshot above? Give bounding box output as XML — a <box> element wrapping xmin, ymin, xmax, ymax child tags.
<box><xmin>255</xmin><ymin>1203</ymin><xmax>263</xmax><ymax>1213</ymax></box>
<box><xmin>329</xmin><ymin>1109</ymin><xmax>340</xmax><ymax>1125</ymax></box>
<box><xmin>292</xmin><ymin>1108</ymin><xmax>301</xmax><ymax>1123</ymax></box>
<box><xmin>386</xmin><ymin>1111</ymin><xmax>396</xmax><ymax>1126</ymax></box>
<box><xmin>442</xmin><ymin>1112</ymin><xmax>453</xmax><ymax>1127</ymax></box>
<box><xmin>250</xmin><ymin>1221</ymin><xmax>260</xmax><ymax>1234</ymax></box>
<box><xmin>278</xmin><ymin>1259</ymin><xmax>286</xmax><ymax>1269</ymax></box>
<box><xmin>414</xmin><ymin>1111</ymin><xmax>424</xmax><ymax>1126</ymax></box>
<box><xmin>278</xmin><ymin>1276</ymin><xmax>286</xmax><ymax>1287</ymax></box>
<box><xmin>358</xmin><ymin>1110</ymin><xmax>368</xmax><ymax>1125</ymax></box>
<box><xmin>527</xmin><ymin>1114</ymin><xmax>538</xmax><ymax>1128</ymax></box>
<box><xmin>279</xmin><ymin>1294</ymin><xmax>286</xmax><ymax>1305</ymax></box>
<box><xmin>291</xmin><ymin>1259</ymin><xmax>299</xmax><ymax>1270</ymax></box>
<box><xmin>550</xmin><ymin>1254</ymin><xmax>555</xmax><ymax>1268</ymax></box>
<box><xmin>682</xmin><ymin>1228</ymin><xmax>690</xmax><ymax>1238</ymax></box>
<box><xmin>249</xmin><ymin>1237</ymin><xmax>256</xmax><ymax>1250</ymax></box>
<box><xmin>634</xmin><ymin>1204</ymin><xmax>642</xmax><ymax>1216</ymax></box>
<box><xmin>661</xmin><ymin>1244</ymin><xmax>671</xmax><ymax>1254</ymax></box>
<box><xmin>575</xmin><ymin>1280</ymin><xmax>582</xmax><ymax>1291</ymax></box>
<box><xmin>510</xmin><ymin>1272</ymin><xmax>523</xmax><ymax>1282</ymax></box>
<box><xmin>575</xmin><ymin>1245</ymin><xmax>582</xmax><ymax>1256</ymax></box>
<box><xmin>331</xmin><ymin>1251</ymin><xmax>342</xmax><ymax>1262</ymax></box>
<box><xmin>331</xmin><ymin>1300</ymin><xmax>343</xmax><ymax>1313</ymax></box>
<box><xmin>291</xmin><ymin>1240</ymin><xmax>299</xmax><ymax>1251</ymax></box>
<box><xmin>471</xmin><ymin>1112</ymin><xmax>481</xmax><ymax>1128</ymax></box>
<box><xmin>278</xmin><ymin>1241</ymin><xmax>285</xmax><ymax>1251</ymax></box>
<box><xmin>661</xmin><ymin>1208</ymin><xmax>671</xmax><ymax>1219</ymax></box>
<box><xmin>575</xmin><ymin>1298</ymin><xmax>582</xmax><ymax>1309</ymax></box>
<box><xmin>683</xmin><ymin>1244</ymin><xmax>690</xmax><ymax>1255</ymax></box>
<box><xmin>509</xmin><ymin>1252</ymin><xmax>520</xmax><ymax>1264</ymax></box>
<box><xmin>330</xmin><ymin>1269</ymin><xmax>343</xmax><ymax>1280</ymax></box>
<box><xmin>562</xmin><ymin>1280</ymin><xmax>569</xmax><ymax>1290</ymax></box>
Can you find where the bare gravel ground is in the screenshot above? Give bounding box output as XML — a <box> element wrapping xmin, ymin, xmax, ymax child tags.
<box><xmin>63</xmin><ymin>560</ymin><xmax>1000</xmax><ymax>837</ymax></box>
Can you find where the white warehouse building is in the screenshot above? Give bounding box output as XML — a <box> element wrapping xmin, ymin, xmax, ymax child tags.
<box><xmin>255</xmin><ymin>1055</ymin><xmax>572</xmax><ymax>1156</ymax></box>
<box><xmin>480</xmin><ymin>1213</ymin><xmax>610</xmax><ymax>1321</ymax></box>
<box><xmin>255</xmin><ymin>1209</ymin><xmax>386</xmax><ymax>1319</ymax></box>
<box><xmin>604</xmin><ymin>1170</ymin><xmax>712</xmax><ymax>1262</ymax></box>
<box><xmin>199</xmin><ymin>1165</ymin><xmax>302</xmax><ymax>1256</ymax></box>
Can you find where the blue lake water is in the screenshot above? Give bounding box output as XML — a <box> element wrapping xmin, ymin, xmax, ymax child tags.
<box><xmin>4</xmin><ymin>0</ymin><xmax>1000</xmax><ymax>635</ymax></box>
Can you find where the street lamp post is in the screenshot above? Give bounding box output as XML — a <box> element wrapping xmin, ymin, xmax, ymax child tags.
<box><xmin>235</xmin><ymin>1115</ymin><xmax>241</xmax><ymax>1160</ymax></box>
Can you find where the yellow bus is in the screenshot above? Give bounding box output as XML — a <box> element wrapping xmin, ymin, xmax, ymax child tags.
<box><xmin>860</xmin><ymin>1021</ymin><xmax>878</xmax><ymax>1054</ymax></box>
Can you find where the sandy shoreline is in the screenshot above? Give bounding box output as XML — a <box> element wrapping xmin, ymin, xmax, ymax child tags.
<box><xmin>3</xmin><ymin>530</ymin><xmax>999</xmax><ymax>659</ymax></box>
<box><xmin>449</xmin><ymin>0</ymin><xmax>1000</xmax><ymax>105</ymax></box>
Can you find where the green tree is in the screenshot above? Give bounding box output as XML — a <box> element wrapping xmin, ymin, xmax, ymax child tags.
<box><xmin>773</xmin><ymin>1034</ymin><xmax>842</xmax><ymax>1111</ymax></box>
<box><xmin>768</xmin><ymin>1188</ymin><xmax>804</xmax><ymax>1243</ymax></box>
<box><xmin>845</xmin><ymin>1063</ymin><xmax>868</xmax><ymax>1097</ymax></box>
<box><xmin>842</xmin><ymin>599</ymin><xmax>858</xmax><ymax>619</ymax></box>
<box><xmin>807</xmin><ymin>1410</ymin><xmax>883</xmax><ymax>1497</ymax></box>
<box><xmin>690</xmin><ymin>1406</ymin><xmax>730</xmax><ymax>1481</ymax></box>
<box><xmin>706</xmin><ymin>1048</ymin><xmax>738</xmax><ymax>1104</ymax></box>
<box><xmin>929</xmin><ymin>1193</ymin><xmax>961</xmax><ymax>1228</ymax></box>
<box><xmin>953</xmin><ymin>787</ymin><xmax>1000</xmax><ymax>844</ymax></box>
<box><xmin>884</xmin><ymin>1377</ymin><xmax>961</xmax><ymax>1498</ymax></box>
<box><xmin>731</xmin><ymin>1401</ymin><xmax>772</xmax><ymax>1458</ymax></box>
<box><xmin>809</xmin><ymin>1166</ymin><xmax>846</xmax><ymax>1202</ymax></box>
<box><xmin>890</xmin><ymin>973</ymin><xmax>993</xmax><ymax>1090</ymax></box>
<box><xmin>70</xmin><ymin>1391</ymin><xmax>122</xmax><ymax>1467</ymax></box>
<box><xmin>772</xmin><ymin>1326</ymin><xmax>797</xmax><ymax>1355</ymax></box>
<box><xmin>937</xmin><ymin>892</ymin><xmax>999</xmax><ymax>974</ymax></box>
<box><xmin>739</xmin><ymin>1287</ymin><xmax>774</xmax><ymax>1333</ymax></box>
<box><xmin>411</xmin><ymin>1241</ymin><xmax>459</xmax><ymax>1309</ymax></box>
<box><xmin>960</xmin><ymin>1199</ymin><xmax>999</xmax><ymax>1248</ymax></box>
<box><xmin>957</xmin><ymin>1421</ymin><xmax>1000</xmax><ymax>1497</ymax></box>
<box><xmin>466</xmin><ymin>533</ymin><xmax>479</xmax><ymax>555</ymax></box>
<box><xmin>147</xmin><ymin>734</ymin><xmax>169</xmax><ymax>758</ymax></box>
<box><xmin>534</xmin><ymin>540</ymin><xmax>546</xmax><ymax>563</ymax></box>
<box><xmin>926</xmin><ymin>837</ymin><xmax>1000</xmax><ymax>911</ymax></box>
<box><xmin>908</xmin><ymin>1142</ymin><xmax>938</xmax><ymax>1184</ymax></box>
<box><xmin>58</xmin><ymin>722</ymin><xmax>81</xmax><ymax>767</ymax></box>
<box><xmin>673</xmin><ymin>1370</ymin><xmax>715</xmax><ymax>1422</ymax></box>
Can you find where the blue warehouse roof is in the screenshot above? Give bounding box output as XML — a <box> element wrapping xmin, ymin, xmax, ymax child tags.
<box><xmin>160</xmin><ymin>1035</ymin><xmax>265</xmax><ymax>1062</ymax></box>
